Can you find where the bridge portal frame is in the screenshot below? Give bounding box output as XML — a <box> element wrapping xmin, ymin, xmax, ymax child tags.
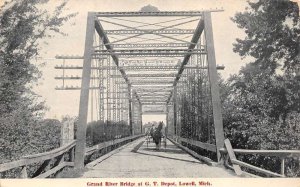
<box><xmin>74</xmin><ymin>10</ymin><xmax>225</xmax><ymax>170</ymax></box>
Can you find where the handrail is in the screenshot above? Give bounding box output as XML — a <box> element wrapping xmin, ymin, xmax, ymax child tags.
<box><xmin>85</xmin><ymin>134</ymin><xmax>144</xmax><ymax>156</ymax></box>
<box><xmin>1</xmin><ymin>135</ymin><xmax>144</xmax><ymax>178</ymax></box>
<box><xmin>0</xmin><ymin>140</ymin><xmax>76</xmax><ymax>173</ymax></box>
<box><xmin>220</xmin><ymin>139</ymin><xmax>299</xmax><ymax>177</ymax></box>
<box><xmin>231</xmin><ymin>159</ymin><xmax>284</xmax><ymax>177</ymax></box>
<box><xmin>168</xmin><ymin>137</ymin><xmax>215</xmax><ymax>165</ymax></box>
<box><xmin>179</xmin><ymin>137</ymin><xmax>217</xmax><ymax>152</ymax></box>
<box><xmin>219</xmin><ymin>148</ymin><xmax>300</xmax><ymax>158</ymax></box>
<box><xmin>23</xmin><ymin>141</ymin><xmax>76</xmax><ymax>159</ymax></box>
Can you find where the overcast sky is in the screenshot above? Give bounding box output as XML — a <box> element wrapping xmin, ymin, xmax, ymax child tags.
<box><xmin>28</xmin><ymin>0</ymin><xmax>252</xmax><ymax>122</ymax></box>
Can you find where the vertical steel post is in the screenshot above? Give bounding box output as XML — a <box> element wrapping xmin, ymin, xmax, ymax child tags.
<box><xmin>173</xmin><ymin>86</ymin><xmax>177</xmax><ymax>137</ymax></box>
<box><xmin>74</xmin><ymin>12</ymin><xmax>95</xmax><ymax>169</ymax></box>
<box><xmin>106</xmin><ymin>56</ymin><xmax>111</xmax><ymax>122</ymax></box>
<box><xmin>165</xmin><ymin>104</ymin><xmax>169</xmax><ymax>146</ymax></box>
<box><xmin>139</xmin><ymin>103</ymin><xmax>143</xmax><ymax>134</ymax></box>
<box><xmin>132</xmin><ymin>97</ymin><xmax>136</xmax><ymax>135</ymax></box>
<box><xmin>203</xmin><ymin>12</ymin><xmax>225</xmax><ymax>161</ymax></box>
<box><xmin>128</xmin><ymin>84</ymin><xmax>133</xmax><ymax>135</ymax></box>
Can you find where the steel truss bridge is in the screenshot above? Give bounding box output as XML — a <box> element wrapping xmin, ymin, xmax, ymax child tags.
<box><xmin>61</xmin><ymin>9</ymin><xmax>226</xmax><ymax>171</ymax></box>
<box><xmin>1</xmin><ymin>9</ymin><xmax>299</xmax><ymax>179</ymax></box>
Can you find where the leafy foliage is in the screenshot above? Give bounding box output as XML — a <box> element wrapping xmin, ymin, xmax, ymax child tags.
<box><xmin>231</xmin><ymin>0</ymin><xmax>299</xmax><ymax>74</ymax></box>
<box><xmin>221</xmin><ymin>0</ymin><xmax>300</xmax><ymax>177</ymax></box>
<box><xmin>86</xmin><ymin>120</ymin><xmax>131</xmax><ymax>147</ymax></box>
<box><xmin>0</xmin><ymin>118</ymin><xmax>62</xmax><ymax>163</ymax></box>
<box><xmin>139</xmin><ymin>4</ymin><xmax>160</xmax><ymax>12</ymax></box>
<box><xmin>0</xmin><ymin>0</ymin><xmax>76</xmax><ymax>163</ymax></box>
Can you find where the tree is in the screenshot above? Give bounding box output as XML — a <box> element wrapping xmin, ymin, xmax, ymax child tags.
<box><xmin>230</xmin><ymin>0</ymin><xmax>300</xmax><ymax>130</ymax></box>
<box><xmin>139</xmin><ymin>4</ymin><xmax>160</xmax><ymax>12</ymax></box>
<box><xmin>0</xmin><ymin>0</ymin><xmax>76</xmax><ymax>162</ymax></box>
<box><xmin>232</xmin><ymin>0</ymin><xmax>299</xmax><ymax>74</ymax></box>
<box><xmin>222</xmin><ymin>0</ymin><xmax>300</xmax><ymax>176</ymax></box>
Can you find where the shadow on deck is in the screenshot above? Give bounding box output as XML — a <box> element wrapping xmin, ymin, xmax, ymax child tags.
<box><xmin>81</xmin><ymin>138</ymin><xmax>238</xmax><ymax>178</ymax></box>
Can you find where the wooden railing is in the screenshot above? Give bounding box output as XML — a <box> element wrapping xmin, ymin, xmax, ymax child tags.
<box><xmin>220</xmin><ymin>139</ymin><xmax>300</xmax><ymax>177</ymax></box>
<box><xmin>177</xmin><ymin>137</ymin><xmax>217</xmax><ymax>153</ymax></box>
<box><xmin>0</xmin><ymin>140</ymin><xmax>76</xmax><ymax>178</ymax></box>
<box><xmin>85</xmin><ymin>134</ymin><xmax>144</xmax><ymax>162</ymax></box>
<box><xmin>168</xmin><ymin>136</ymin><xmax>300</xmax><ymax>177</ymax></box>
<box><xmin>167</xmin><ymin>136</ymin><xmax>217</xmax><ymax>165</ymax></box>
<box><xmin>0</xmin><ymin>134</ymin><xmax>144</xmax><ymax>178</ymax></box>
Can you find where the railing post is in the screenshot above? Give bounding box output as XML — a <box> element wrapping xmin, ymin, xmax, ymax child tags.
<box><xmin>75</xmin><ymin>12</ymin><xmax>95</xmax><ymax>170</ymax></box>
<box><xmin>281</xmin><ymin>158</ymin><xmax>285</xmax><ymax>176</ymax></box>
<box><xmin>69</xmin><ymin>147</ymin><xmax>75</xmax><ymax>162</ymax></box>
<box><xmin>224</xmin><ymin>139</ymin><xmax>243</xmax><ymax>176</ymax></box>
<box><xmin>203</xmin><ymin>12</ymin><xmax>225</xmax><ymax>161</ymax></box>
<box><xmin>61</xmin><ymin>118</ymin><xmax>75</xmax><ymax>146</ymax></box>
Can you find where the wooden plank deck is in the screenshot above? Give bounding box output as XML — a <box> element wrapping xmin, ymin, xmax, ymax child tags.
<box><xmin>82</xmin><ymin>138</ymin><xmax>238</xmax><ymax>178</ymax></box>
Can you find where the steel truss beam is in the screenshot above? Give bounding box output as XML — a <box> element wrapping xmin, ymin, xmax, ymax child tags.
<box><xmin>140</xmin><ymin>95</ymin><xmax>169</xmax><ymax>97</ymax></box>
<box><xmin>167</xmin><ymin>17</ymin><xmax>205</xmax><ymax>103</ymax></box>
<box><xmin>102</xmin><ymin>108</ymin><xmax>128</xmax><ymax>110</ymax></box>
<box><xmin>96</xmin><ymin>10</ymin><xmax>222</xmax><ymax>17</ymax></box>
<box><xmin>140</xmin><ymin>100</ymin><xmax>168</xmax><ymax>102</ymax></box>
<box><xmin>122</xmin><ymin>78</ymin><xmax>180</xmax><ymax>81</ymax></box>
<box><xmin>97</xmin><ymin>43</ymin><xmax>191</xmax><ymax>48</ymax></box>
<box><xmin>55</xmin><ymin>65</ymin><xmax>225</xmax><ymax>71</ymax></box>
<box><xmin>141</xmin><ymin>100</ymin><xmax>168</xmax><ymax>102</ymax></box>
<box><xmin>55</xmin><ymin>55</ymin><xmax>106</xmax><ymax>59</ymax></box>
<box><xmin>138</xmin><ymin>89</ymin><xmax>170</xmax><ymax>92</ymax></box>
<box><xmin>139</xmin><ymin>91</ymin><xmax>170</xmax><ymax>93</ymax></box>
<box><xmin>94</xmin><ymin>19</ymin><xmax>141</xmax><ymax>104</ymax></box>
<box><xmin>95</xmin><ymin>54</ymin><xmax>187</xmax><ymax>57</ymax></box>
<box><xmin>143</xmin><ymin>112</ymin><xmax>168</xmax><ymax>114</ymax></box>
<box><xmin>111</xmin><ymin>73</ymin><xmax>178</xmax><ymax>77</ymax></box>
<box><xmin>133</xmin><ymin>87</ymin><xmax>173</xmax><ymax>90</ymax></box>
<box><xmin>141</xmin><ymin>94</ymin><xmax>168</xmax><ymax>96</ymax></box>
<box><xmin>105</xmin><ymin>29</ymin><xmax>195</xmax><ymax>35</ymax></box>
<box><xmin>129</xmin><ymin>81</ymin><xmax>174</xmax><ymax>85</ymax></box>
<box><xmin>137</xmin><ymin>91</ymin><xmax>171</xmax><ymax>94</ymax></box>
<box><xmin>55</xmin><ymin>86</ymin><xmax>102</xmax><ymax>90</ymax></box>
<box><xmin>140</xmin><ymin>98</ymin><xmax>168</xmax><ymax>100</ymax></box>
<box><xmin>138</xmin><ymin>95</ymin><xmax>170</xmax><ymax>98</ymax></box>
<box><xmin>134</xmin><ymin>93</ymin><xmax>172</xmax><ymax>95</ymax></box>
<box><xmin>141</xmin><ymin>103</ymin><xmax>168</xmax><ymax>105</ymax></box>
<box><xmin>100</xmin><ymin>97</ymin><xmax>129</xmax><ymax>99</ymax></box>
<box><xmin>117</xmin><ymin>80</ymin><xmax>174</xmax><ymax>83</ymax></box>
<box><xmin>55</xmin><ymin>76</ymin><xmax>105</xmax><ymax>80</ymax></box>
<box><xmin>99</xmin><ymin>17</ymin><xmax>199</xmax><ymax>45</ymax></box>
<box><xmin>141</xmin><ymin>100</ymin><xmax>168</xmax><ymax>103</ymax></box>
<box><xmin>94</xmin><ymin>49</ymin><xmax>205</xmax><ymax>56</ymax></box>
<box><xmin>135</xmin><ymin>92</ymin><xmax>171</xmax><ymax>94</ymax></box>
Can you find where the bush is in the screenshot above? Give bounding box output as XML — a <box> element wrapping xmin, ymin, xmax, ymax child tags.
<box><xmin>86</xmin><ymin>120</ymin><xmax>130</xmax><ymax>147</ymax></box>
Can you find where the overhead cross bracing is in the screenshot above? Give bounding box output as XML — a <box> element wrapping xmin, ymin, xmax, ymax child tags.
<box><xmin>55</xmin><ymin>64</ymin><xmax>225</xmax><ymax>70</ymax></box>
<box><xmin>104</xmin><ymin>29</ymin><xmax>196</xmax><ymax>35</ymax></box>
<box><xmin>95</xmin><ymin>10</ymin><xmax>222</xmax><ymax>17</ymax></box>
<box><xmin>90</xmin><ymin>11</ymin><xmax>207</xmax><ymax>107</ymax></box>
<box><xmin>55</xmin><ymin>9</ymin><xmax>226</xmax><ymax>107</ymax></box>
<box><xmin>55</xmin><ymin>9</ymin><xmax>226</xmax><ymax>169</ymax></box>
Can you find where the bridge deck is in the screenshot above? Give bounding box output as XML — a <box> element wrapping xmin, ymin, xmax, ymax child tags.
<box><xmin>82</xmin><ymin>138</ymin><xmax>238</xmax><ymax>178</ymax></box>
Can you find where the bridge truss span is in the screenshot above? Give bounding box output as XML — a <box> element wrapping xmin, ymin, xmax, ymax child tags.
<box><xmin>55</xmin><ymin>10</ymin><xmax>225</xmax><ymax>169</ymax></box>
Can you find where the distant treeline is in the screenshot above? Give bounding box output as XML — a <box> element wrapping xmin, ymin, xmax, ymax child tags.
<box><xmin>86</xmin><ymin>120</ymin><xmax>131</xmax><ymax>147</ymax></box>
